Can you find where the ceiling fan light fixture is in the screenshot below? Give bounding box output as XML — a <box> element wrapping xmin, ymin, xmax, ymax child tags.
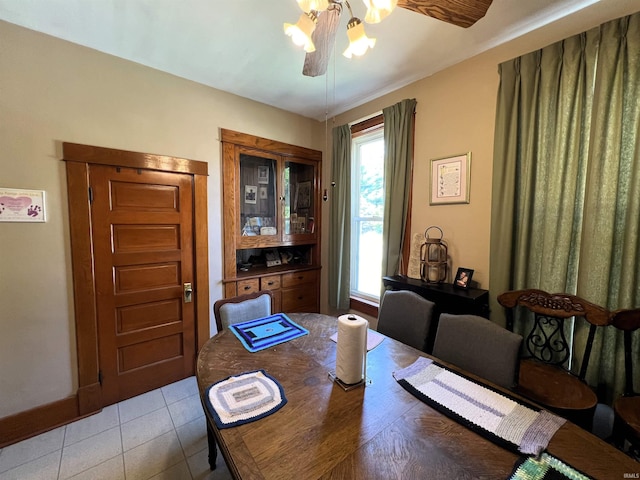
<box><xmin>284</xmin><ymin>11</ymin><xmax>318</xmax><ymax>53</ymax></box>
<box><xmin>362</xmin><ymin>0</ymin><xmax>397</xmax><ymax>24</ymax></box>
<box><xmin>342</xmin><ymin>17</ymin><xmax>376</xmax><ymax>58</ymax></box>
<box><xmin>296</xmin><ymin>0</ymin><xmax>330</xmax><ymax>13</ymax></box>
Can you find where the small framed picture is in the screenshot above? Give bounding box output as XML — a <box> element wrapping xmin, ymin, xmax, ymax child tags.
<box><xmin>454</xmin><ymin>267</ymin><xmax>474</xmax><ymax>289</ymax></box>
<box><xmin>430</xmin><ymin>152</ymin><xmax>471</xmax><ymax>205</ymax></box>
<box><xmin>259</xmin><ymin>186</ymin><xmax>268</xmax><ymax>200</ymax></box>
<box><xmin>244</xmin><ymin>185</ymin><xmax>257</xmax><ymax>204</ymax></box>
<box><xmin>0</xmin><ymin>187</ymin><xmax>46</xmax><ymax>222</ymax></box>
<box><xmin>295</xmin><ymin>181</ymin><xmax>311</xmax><ymax>210</ymax></box>
<box><xmin>257</xmin><ymin>166</ymin><xmax>269</xmax><ymax>184</ymax></box>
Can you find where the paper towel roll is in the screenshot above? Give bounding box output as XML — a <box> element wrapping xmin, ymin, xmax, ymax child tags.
<box><xmin>336</xmin><ymin>314</ymin><xmax>368</xmax><ymax>385</ymax></box>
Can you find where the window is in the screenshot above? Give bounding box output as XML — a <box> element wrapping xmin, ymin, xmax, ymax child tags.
<box><xmin>350</xmin><ymin>126</ymin><xmax>384</xmax><ymax>302</ymax></box>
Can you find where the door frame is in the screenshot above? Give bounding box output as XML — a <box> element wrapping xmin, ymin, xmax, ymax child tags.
<box><xmin>64</xmin><ymin>142</ymin><xmax>210</xmax><ymax>415</ymax></box>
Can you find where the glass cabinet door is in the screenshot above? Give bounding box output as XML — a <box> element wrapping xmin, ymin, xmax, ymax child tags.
<box><xmin>283</xmin><ymin>158</ymin><xmax>316</xmax><ymax>239</ymax></box>
<box><xmin>239</xmin><ymin>151</ymin><xmax>278</xmax><ymax>239</ymax></box>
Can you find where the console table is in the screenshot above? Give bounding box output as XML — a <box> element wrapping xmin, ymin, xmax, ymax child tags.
<box><xmin>382</xmin><ymin>275</ymin><xmax>490</xmax><ymax>352</ymax></box>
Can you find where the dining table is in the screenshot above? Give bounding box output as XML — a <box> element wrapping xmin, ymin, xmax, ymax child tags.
<box><xmin>196</xmin><ymin>312</ymin><xmax>639</xmax><ymax>479</ymax></box>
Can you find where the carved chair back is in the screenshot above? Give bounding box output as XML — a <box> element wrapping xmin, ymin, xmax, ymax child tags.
<box><xmin>610</xmin><ymin>308</ymin><xmax>640</xmax><ymax>397</ymax></box>
<box><xmin>497</xmin><ymin>289</ymin><xmax>610</xmax><ymax>380</ymax></box>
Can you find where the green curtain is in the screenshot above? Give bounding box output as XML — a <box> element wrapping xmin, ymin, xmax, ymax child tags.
<box><xmin>328</xmin><ymin>124</ymin><xmax>352</xmax><ymax>310</ymax></box>
<box><xmin>490</xmin><ymin>12</ymin><xmax>640</xmax><ymax>402</ymax></box>
<box><xmin>381</xmin><ymin>98</ymin><xmax>417</xmax><ymax>284</ymax></box>
<box><xmin>576</xmin><ymin>14</ymin><xmax>640</xmax><ymax>397</ymax></box>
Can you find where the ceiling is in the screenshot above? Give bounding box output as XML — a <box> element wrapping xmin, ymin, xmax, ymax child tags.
<box><xmin>1</xmin><ymin>0</ymin><xmax>639</xmax><ymax>120</ymax></box>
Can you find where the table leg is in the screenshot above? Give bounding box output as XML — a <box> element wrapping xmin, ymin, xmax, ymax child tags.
<box><xmin>206</xmin><ymin>420</ymin><xmax>217</xmax><ymax>470</ymax></box>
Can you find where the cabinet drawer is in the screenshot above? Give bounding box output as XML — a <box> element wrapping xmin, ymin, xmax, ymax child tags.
<box><xmin>260</xmin><ymin>275</ymin><xmax>281</xmax><ymax>290</ymax></box>
<box><xmin>282</xmin><ymin>270</ymin><xmax>317</xmax><ymax>288</ymax></box>
<box><xmin>282</xmin><ymin>286</ymin><xmax>317</xmax><ymax>312</ymax></box>
<box><xmin>237</xmin><ymin>279</ymin><xmax>259</xmax><ymax>294</ymax></box>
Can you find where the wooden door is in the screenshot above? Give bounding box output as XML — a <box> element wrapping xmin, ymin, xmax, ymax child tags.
<box><xmin>90</xmin><ymin>164</ymin><xmax>196</xmax><ymax>405</ymax></box>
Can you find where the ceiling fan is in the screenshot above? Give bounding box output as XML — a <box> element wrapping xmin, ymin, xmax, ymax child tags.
<box><xmin>284</xmin><ymin>0</ymin><xmax>493</xmax><ymax>77</ymax></box>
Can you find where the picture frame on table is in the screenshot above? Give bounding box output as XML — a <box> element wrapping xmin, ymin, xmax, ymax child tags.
<box><xmin>453</xmin><ymin>267</ymin><xmax>474</xmax><ymax>289</ymax></box>
<box><xmin>430</xmin><ymin>152</ymin><xmax>471</xmax><ymax>205</ymax></box>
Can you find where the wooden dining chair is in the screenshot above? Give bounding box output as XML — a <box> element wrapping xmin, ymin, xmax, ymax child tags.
<box><xmin>376</xmin><ymin>289</ymin><xmax>435</xmax><ymax>352</ymax></box>
<box><xmin>610</xmin><ymin>307</ymin><xmax>640</xmax><ymax>457</ymax></box>
<box><xmin>205</xmin><ymin>290</ymin><xmax>274</xmax><ymax>470</ymax></box>
<box><xmin>213</xmin><ymin>290</ymin><xmax>273</xmax><ymax>331</ymax></box>
<box><xmin>432</xmin><ymin>313</ymin><xmax>523</xmax><ymax>389</ymax></box>
<box><xmin>497</xmin><ymin>289</ymin><xmax>610</xmax><ymax>430</ymax></box>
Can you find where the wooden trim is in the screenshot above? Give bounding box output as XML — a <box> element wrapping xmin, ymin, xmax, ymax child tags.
<box><xmin>194</xmin><ymin>174</ymin><xmax>210</xmax><ymax>351</ymax></box>
<box><xmin>351</xmin><ymin>114</ymin><xmax>383</xmax><ymax>137</ymax></box>
<box><xmin>65</xmin><ymin>161</ymin><xmax>101</xmax><ymax>404</ymax></box>
<box><xmin>63</xmin><ymin>142</ymin><xmax>208</xmax><ymax>176</ymax></box>
<box><xmin>350</xmin><ymin>297</ymin><xmax>379</xmax><ymax>318</ymax></box>
<box><xmin>0</xmin><ymin>395</ymin><xmax>79</xmax><ymax>448</ymax></box>
<box><xmin>220</xmin><ymin>129</ymin><xmax>322</xmax><ymax>161</ymax></box>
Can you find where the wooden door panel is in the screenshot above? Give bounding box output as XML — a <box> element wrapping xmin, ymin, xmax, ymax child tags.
<box><xmin>118</xmin><ymin>334</ymin><xmax>184</xmax><ymax>372</ymax></box>
<box><xmin>117</xmin><ymin>299</ymin><xmax>182</xmax><ymax>333</ymax></box>
<box><xmin>113</xmin><ymin>225</ymin><xmax>181</xmax><ymax>252</ymax></box>
<box><xmin>115</xmin><ymin>263</ymin><xmax>181</xmax><ymax>291</ymax></box>
<box><xmin>91</xmin><ymin>165</ymin><xmax>195</xmax><ymax>405</ymax></box>
<box><xmin>110</xmin><ymin>181</ymin><xmax>180</xmax><ymax>210</ymax></box>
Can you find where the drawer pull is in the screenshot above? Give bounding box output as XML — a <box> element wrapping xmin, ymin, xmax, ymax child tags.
<box><xmin>298</xmin><ymin>296</ymin><xmax>303</xmax><ymax>300</ymax></box>
<box><xmin>267</xmin><ymin>281</ymin><xmax>274</xmax><ymax>286</ymax></box>
<box><xmin>298</xmin><ymin>276</ymin><xmax>304</xmax><ymax>280</ymax></box>
<box><xmin>244</xmin><ymin>285</ymin><xmax>251</xmax><ymax>290</ymax></box>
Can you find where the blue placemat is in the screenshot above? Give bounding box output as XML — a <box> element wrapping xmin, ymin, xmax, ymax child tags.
<box><xmin>229</xmin><ymin>313</ymin><xmax>309</xmax><ymax>352</ymax></box>
<box><xmin>204</xmin><ymin>370</ymin><xmax>287</xmax><ymax>429</ymax></box>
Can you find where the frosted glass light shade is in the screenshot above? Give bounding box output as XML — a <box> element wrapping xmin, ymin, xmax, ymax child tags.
<box><xmin>343</xmin><ymin>19</ymin><xmax>376</xmax><ymax>58</ymax></box>
<box><xmin>284</xmin><ymin>12</ymin><xmax>317</xmax><ymax>53</ymax></box>
<box><xmin>296</xmin><ymin>0</ymin><xmax>330</xmax><ymax>13</ymax></box>
<box><xmin>362</xmin><ymin>0</ymin><xmax>397</xmax><ymax>23</ymax></box>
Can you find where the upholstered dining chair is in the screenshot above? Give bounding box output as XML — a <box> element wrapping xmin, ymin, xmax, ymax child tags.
<box><xmin>213</xmin><ymin>290</ymin><xmax>273</xmax><ymax>332</ymax></box>
<box><xmin>206</xmin><ymin>290</ymin><xmax>272</xmax><ymax>471</ymax></box>
<box><xmin>497</xmin><ymin>289</ymin><xmax>611</xmax><ymax>430</ymax></box>
<box><xmin>376</xmin><ymin>290</ymin><xmax>435</xmax><ymax>352</ymax></box>
<box><xmin>432</xmin><ymin>313</ymin><xmax>523</xmax><ymax>389</ymax></box>
<box><xmin>610</xmin><ymin>307</ymin><xmax>640</xmax><ymax>457</ymax></box>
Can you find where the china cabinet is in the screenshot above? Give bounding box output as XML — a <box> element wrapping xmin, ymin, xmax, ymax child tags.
<box><xmin>220</xmin><ymin>129</ymin><xmax>322</xmax><ymax>313</ymax></box>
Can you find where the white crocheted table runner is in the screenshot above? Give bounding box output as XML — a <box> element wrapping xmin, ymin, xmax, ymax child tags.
<box><xmin>393</xmin><ymin>357</ymin><xmax>566</xmax><ymax>455</ymax></box>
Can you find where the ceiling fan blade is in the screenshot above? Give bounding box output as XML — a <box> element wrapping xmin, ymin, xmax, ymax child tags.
<box><xmin>397</xmin><ymin>0</ymin><xmax>493</xmax><ymax>28</ymax></box>
<box><xmin>303</xmin><ymin>6</ymin><xmax>341</xmax><ymax>77</ymax></box>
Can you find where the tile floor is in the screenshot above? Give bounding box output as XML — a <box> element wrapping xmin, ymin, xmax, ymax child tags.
<box><xmin>0</xmin><ymin>377</ymin><xmax>233</xmax><ymax>480</ymax></box>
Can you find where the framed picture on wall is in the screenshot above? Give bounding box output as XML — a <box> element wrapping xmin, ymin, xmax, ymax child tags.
<box><xmin>430</xmin><ymin>152</ymin><xmax>471</xmax><ymax>205</ymax></box>
<box><xmin>0</xmin><ymin>187</ymin><xmax>46</xmax><ymax>222</ymax></box>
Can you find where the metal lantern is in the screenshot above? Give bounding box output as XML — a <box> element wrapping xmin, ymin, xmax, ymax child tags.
<box><xmin>420</xmin><ymin>226</ymin><xmax>448</xmax><ymax>284</ymax></box>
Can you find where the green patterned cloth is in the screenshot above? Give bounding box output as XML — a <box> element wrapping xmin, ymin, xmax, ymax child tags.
<box><xmin>509</xmin><ymin>453</ymin><xmax>592</xmax><ymax>480</ymax></box>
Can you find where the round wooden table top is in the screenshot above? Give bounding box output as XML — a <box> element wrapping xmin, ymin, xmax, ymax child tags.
<box><xmin>197</xmin><ymin>313</ymin><xmax>638</xmax><ymax>480</ymax></box>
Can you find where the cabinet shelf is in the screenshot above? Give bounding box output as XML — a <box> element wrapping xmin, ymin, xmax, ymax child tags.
<box><xmin>221</xmin><ymin>129</ymin><xmax>322</xmax><ymax>313</ymax></box>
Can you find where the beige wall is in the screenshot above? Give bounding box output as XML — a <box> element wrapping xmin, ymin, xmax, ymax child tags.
<box><xmin>325</xmin><ymin>54</ymin><xmax>499</xmax><ymax>292</ymax></box>
<box><xmin>0</xmin><ymin>21</ymin><xmax>323</xmax><ymax>418</ymax></box>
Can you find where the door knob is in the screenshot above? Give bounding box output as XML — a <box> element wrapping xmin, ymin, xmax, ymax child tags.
<box><xmin>184</xmin><ymin>282</ymin><xmax>193</xmax><ymax>303</ymax></box>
